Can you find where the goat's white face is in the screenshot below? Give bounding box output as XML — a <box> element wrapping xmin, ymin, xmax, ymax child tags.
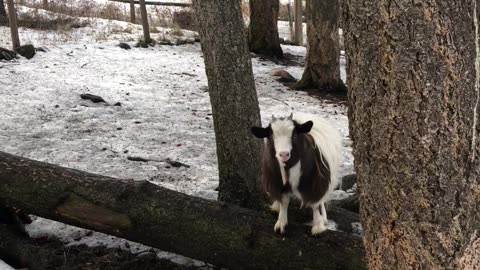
<box><xmin>271</xmin><ymin>119</ymin><xmax>295</xmax><ymax>165</ymax></box>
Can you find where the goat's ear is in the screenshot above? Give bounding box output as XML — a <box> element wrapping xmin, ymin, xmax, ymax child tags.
<box><xmin>251</xmin><ymin>126</ymin><xmax>270</xmax><ymax>138</ymax></box>
<box><xmin>295</xmin><ymin>121</ymin><xmax>313</xmax><ymax>133</ymax></box>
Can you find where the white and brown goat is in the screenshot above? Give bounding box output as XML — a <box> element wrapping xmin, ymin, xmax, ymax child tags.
<box><xmin>251</xmin><ymin>112</ymin><xmax>342</xmax><ymax>235</ymax></box>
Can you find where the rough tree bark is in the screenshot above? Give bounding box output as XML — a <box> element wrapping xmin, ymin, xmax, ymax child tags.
<box><xmin>192</xmin><ymin>0</ymin><xmax>265</xmax><ymax>209</ymax></box>
<box><xmin>6</xmin><ymin>0</ymin><xmax>19</xmax><ymax>49</ymax></box>
<box><xmin>129</xmin><ymin>0</ymin><xmax>135</xmax><ymax>23</ymax></box>
<box><xmin>293</xmin><ymin>0</ymin><xmax>345</xmax><ymax>93</ymax></box>
<box><xmin>138</xmin><ymin>0</ymin><xmax>150</xmax><ymax>43</ymax></box>
<box><xmin>0</xmin><ymin>151</ymin><xmax>366</xmax><ymax>269</ymax></box>
<box><xmin>42</xmin><ymin>0</ymin><xmax>48</xmax><ymax>9</ymax></box>
<box><xmin>345</xmin><ymin>0</ymin><xmax>480</xmax><ymax>269</ymax></box>
<box><xmin>248</xmin><ymin>0</ymin><xmax>283</xmax><ymax>57</ymax></box>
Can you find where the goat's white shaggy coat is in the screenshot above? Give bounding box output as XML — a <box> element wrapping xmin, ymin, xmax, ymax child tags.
<box><xmin>292</xmin><ymin>112</ymin><xmax>342</xmax><ymax>194</ymax></box>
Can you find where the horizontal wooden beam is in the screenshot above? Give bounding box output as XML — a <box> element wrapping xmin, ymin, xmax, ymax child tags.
<box><xmin>109</xmin><ymin>0</ymin><xmax>191</xmax><ymax>7</ymax></box>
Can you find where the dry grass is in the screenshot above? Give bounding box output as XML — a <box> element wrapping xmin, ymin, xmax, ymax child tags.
<box><xmin>170</xmin><ymin>24</ymin><xmax>184</xmax><ymax>36</ymax></box>
<box><xmin>0</xmin><ymin>6</ymin><xmax>88</xmax><ymax>31</ymax></box>
<box><xmin>18</xmin><ymin>0</ymin><xmax>187</xmax><ymax>28</ymax></box>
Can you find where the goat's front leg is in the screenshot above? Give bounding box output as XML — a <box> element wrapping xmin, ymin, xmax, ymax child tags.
<box><xmin>320</xmin><ymin>201</ymin><xmax>328</xmax><ymax>226</ymax></box>
<box><xmin>311</xmin><ymin>204</ymin><xmax>327</xmax><ymax>235</ymax></box>
<box><xmin>274</xmin><ymin>195</ymin><xmax>289</xmax><ymax>234</ymax></box>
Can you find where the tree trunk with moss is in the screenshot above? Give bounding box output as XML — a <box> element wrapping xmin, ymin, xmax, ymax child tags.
<box><xmin>293</xmin><ymin>0</ymin><xmax>345</xmax><ymax>92</ymax></box>
<box><xmin>0</xmin><ymin>151</ymin><xmax>366</xmax><ymax>270</ymax></box>
<box><xmin>345</xmin><ymin>0</ymin><xmax>480</xmax><ymax>268</ymax></box>
<box><xmin>248</xmin><ymin>0</ymin><xmax>283</xmax><ymax>57</ymax></box>
<box><xmin>192</xmin><ymin>0</ymin><xmax>265</xmax><ymax>209</ymax></box>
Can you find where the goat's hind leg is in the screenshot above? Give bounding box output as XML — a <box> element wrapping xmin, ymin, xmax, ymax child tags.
<box><xmin>270</xmin><ymin>200</ymin><xmax>280</xmax><ymax>212</ymax></box>
<box><xmin>274</xmin><ymin>196</ymin><xmax>289</xmax><ymax>234</ymax></box>
<box><xmin>311</xmin><ymin>204</ymin><xmax>327</xmax><ymax>235</ymax></box>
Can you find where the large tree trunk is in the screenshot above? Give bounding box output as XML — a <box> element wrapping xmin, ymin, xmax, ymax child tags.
<box><xmin>293</xmin><ymin>0</ymin><xmax>345</xmax><ymax>93</ymax></box>
<box><xmin>6</xmin><ymin>0</ymin><xmax>19</xmax><ymax>49</ymax></box>
<box><xmin>138</xmin><ymin>0</ymin><xmax>150</xmax><ymax>43</ymax></box>
<box><xmin>192</xmin><ymin>0</ymin><xmax>265</xmax><ymax>209</ymax></box>
<box><xmin>0</xmin><ymin>151</ymin><xmax>366</xmax><ymax>269</ymax></box>
<box><xmin>345</xmin><ymin>0</ymin><xmax>480</xmax><ymax>269</ymax></box>
<box><xmin>248</xmin><ymin>0</ymin><xmax>283</xmax><ymax>57</ymax></box>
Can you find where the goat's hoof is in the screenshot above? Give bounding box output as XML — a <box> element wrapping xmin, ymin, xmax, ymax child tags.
<box><xmin>311</xmin><ymin>223</ymin><xmax>327</xmax><ymax>236</ymax></box>
<box><xmin>274</xmin><ymin>220</ymin><xmax>287</xmax><ymax>235</ymax></box>
<box><xmin>270</xmin><ymin>201</ymin><xmax>280</xmax><ymax>212</ymax></box>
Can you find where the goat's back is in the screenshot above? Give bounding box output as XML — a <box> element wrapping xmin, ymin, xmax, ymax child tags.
<box><xmin>293</xmin><ymin>112</ymin><xmax>343</xmax><ymax>192</ymax></box>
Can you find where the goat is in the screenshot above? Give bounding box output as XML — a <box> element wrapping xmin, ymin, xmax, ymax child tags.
<box><xmin>251</xmin><ymin>112</ymin><xmax>342</xmax><ymax>235</ymax></box>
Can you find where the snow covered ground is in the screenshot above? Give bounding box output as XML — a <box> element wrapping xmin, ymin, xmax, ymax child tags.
<box><xmin>0</xmin><ymin>6</ymin><xmax>351</xmax><ymax>268</ymax></box>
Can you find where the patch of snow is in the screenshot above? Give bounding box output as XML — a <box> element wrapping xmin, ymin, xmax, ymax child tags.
<box><xmin>0</xmin><ymin>260</ymin><xmax>14</xmax><ymax>270</ymax></box>
<box><xmin>27</xmin><ymin>216</ymin><xmax>209</xmax><ymax>268</ymax></box>
<box><xmin>351</xmin><ymin>222</ymin><xmax>363</xmax><ymax>237</ymax></box>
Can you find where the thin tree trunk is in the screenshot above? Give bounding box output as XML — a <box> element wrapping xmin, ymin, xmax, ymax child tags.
<box><xmin>292</xmin><ymin>0</ymin><xmax>345</xmax><ymax>93</ymax></box>
<box><xmin>129</xmin><ymin>0</ymin><xmax>135</xmax><ymax>23</ymax></box>
<box><xmin>42</xmin><ymin>0</ymin><xmax>48</xmax><ymax>9</ymax></box>
<box><xmin>345</xmin><ymin>0</ymin><xmax>480</xmax><ymax>269</ymax></box>
<box><xmin>0</xmin><ymin>151</ymin><xmax>366</xmax><ymax>270</ymax></box>
<box><xmin>138</xmin><ymin>0</ymin><xmax>150</xmax><ymax>43</ymax></box>
<box><xmin>0</xmin><ymin>0</ymin><xmax>6</xmax><ymax>21</ymax></box>
<box><xmin>248</xmin><ymin>0</ymin><xmax>283</xmax><ymax>57</ymax></box>
<box><xmin>294</xmin><ymin>0</ymin><xmax>302</xmax><ymax>45</ymax></box>
<box><xmin>6</xmin><ymin>0</ymin><xmax>19</xmax><ymax>49</ymax></box>
<box><xmin>287</xmin><ymin>3</ymin><xmax>294</xmax><ymax>41</ymax></box>
<box><xmin>192</xmin><ymin>0</ymin><xmax>265</xmax><ymax>209</ymax></box>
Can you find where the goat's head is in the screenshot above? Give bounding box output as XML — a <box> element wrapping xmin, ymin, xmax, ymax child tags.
<box><xmin>251</xmin><ymin>113</ymin><xmax>313</xmax><ymax>166</ymax></box>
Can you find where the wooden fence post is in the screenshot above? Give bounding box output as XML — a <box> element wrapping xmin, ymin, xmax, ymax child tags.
<box><xmin>6</xmin><ymin>0</ymin><xmax>20</xmax><ymax>49</ymax></box>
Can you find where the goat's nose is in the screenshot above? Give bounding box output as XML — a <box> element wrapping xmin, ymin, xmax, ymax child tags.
<box><xmin>279</xmin><ymin>152</ymin><xmax>290</xmax><ymax>158</ymax></box>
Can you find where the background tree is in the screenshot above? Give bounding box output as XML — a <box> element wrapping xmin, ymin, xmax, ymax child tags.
<box><xmin>345</xmin><ymin>0</ymin><xmax>480</xmax><ymax>268</ymax></box>
<box><xmin>192</xmin><ymin>0</ymin><xmax>264</xmax><ymax>209</ymax></box>
<box><xmin>6</xmin><ymin>0</ymin><xmax>19</xmax><ymax>49</ymax></box>
<box><xmin>0</xmin><ymin>0</ymin><xmax>6</xmax><ymax>23</ymax></box>
<box><xmin>293</xmin><ymin>0</ymin><xmax>302</xmax><ymax>45</ymax></box>
<box><xmin>129</xmin><ymin>0</ymin><xmax>135</xmax><ymax>23</ymax></box>
<box><xmin>248</xmin><ymin>0</ymin><xmax>283</xmax><ymax>57</ymax></box>
<box><xmin>139</xmin><ymin>0</ymin><xmax>150</xmax><ymax>43</ymax></box>
<box><xmin>293</xmin><ymin>0</ymin><xmax>345</xmax><ymax>92</ymax></box>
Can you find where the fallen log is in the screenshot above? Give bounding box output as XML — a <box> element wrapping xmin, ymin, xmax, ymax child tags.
<box><xmin>0</xmin><ymin>151</ymin><xmax>365</xmax><ymax>269</ymax></box>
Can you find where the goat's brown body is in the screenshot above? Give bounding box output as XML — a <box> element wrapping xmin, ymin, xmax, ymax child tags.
<box><xmin>261</xmin><ymin>133</ymin><xmax>330</xmax><ymax>206</ymax></box>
